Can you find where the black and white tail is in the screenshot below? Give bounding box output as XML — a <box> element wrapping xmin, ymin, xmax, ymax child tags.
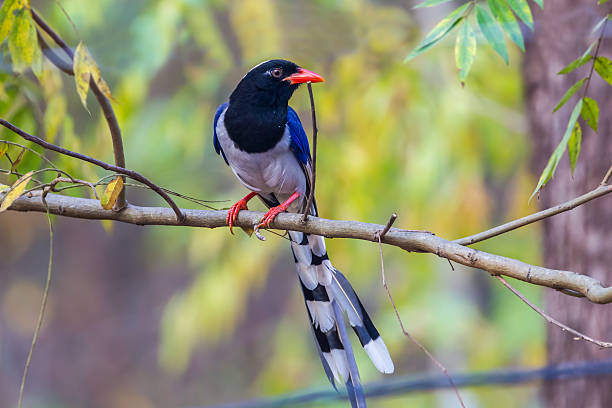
<box><xmin>288</xmin><ymin>229</ymin><xmax>394</xmax><ymax>405</ymax></box>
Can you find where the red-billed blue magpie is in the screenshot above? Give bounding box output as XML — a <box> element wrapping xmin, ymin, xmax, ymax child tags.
<box><xmin>213</xmin><ymin>60</ymin><xmax>393</xmax><ymax>404</ymax></box>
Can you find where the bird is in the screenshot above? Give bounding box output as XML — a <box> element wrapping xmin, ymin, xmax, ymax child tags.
<box><xmin>213</xmin><ymin>59</ymin><xmax>393</xmax><ymax>406</ymax></box>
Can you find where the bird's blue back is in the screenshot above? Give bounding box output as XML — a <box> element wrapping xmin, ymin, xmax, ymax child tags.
<box><xmin>213</xmin><ymin>103</ymin><xmax>311</xmax><ymax>167</ymax></box>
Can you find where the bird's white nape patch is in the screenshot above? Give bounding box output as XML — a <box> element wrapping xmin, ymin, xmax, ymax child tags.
<box><xmin>364</xmin><ymin>337</ymin><xmax>394</xmax><ymax>374</ymax></box>
<box><xmin>306</xmin><ymin>300</ymin><xmax>335</xmax><ymax>332</ymax></box>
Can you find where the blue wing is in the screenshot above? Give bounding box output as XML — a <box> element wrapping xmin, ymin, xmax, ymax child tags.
<box><xmin>213</xmin><ymin>102</ymin><xmax>229</xmax><ymax>165</ymax></box>
<box><xmin>287</xmin><ymin>106</ymin><xmax>311</xmax><ymax>165</ymax></box>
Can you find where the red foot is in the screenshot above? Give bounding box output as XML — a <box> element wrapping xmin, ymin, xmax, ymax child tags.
<box><xmin>227</xmin><ymin>192</ymin><xmax>257</xmax><ymax>234</ymax></box>
<box><xmin>255</xmin><ymin>192</ymin><xmax>300</xmax><ymax>232</ymax></box>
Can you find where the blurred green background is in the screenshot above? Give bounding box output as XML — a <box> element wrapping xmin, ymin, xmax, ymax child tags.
<box><xmin>0</xmin><ymin>0</ymin><xmax>544</xmax><ymax>407</ymax></box>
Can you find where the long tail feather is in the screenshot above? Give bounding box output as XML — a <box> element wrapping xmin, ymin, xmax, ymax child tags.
<box><xmin>290</xmin><ymin>229</ymin><xmax>394</xmax><ymax>395</ymax></box>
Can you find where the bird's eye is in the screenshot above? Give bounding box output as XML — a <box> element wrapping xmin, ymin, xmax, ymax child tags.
<box><xmin>270</xmin><ymin>68</ymin><xmax>283</xmax><ymax>78</ymax></box>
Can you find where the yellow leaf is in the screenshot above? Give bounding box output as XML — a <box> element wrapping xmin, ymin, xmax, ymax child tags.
<box><xmin>73</xmin><ymin>41</ymin><xmax>91</xmax><ymax>112</ymax></box>
<box><xmin>0</xmin><ymin>170</ymin><xmax>33</xmax><ymax>212</ymax></box>
<box><xmin>0</xmin><ymin>0</ymin><xmax>21</xmax><ymax>44</ymax></box>
<box><xmin>0</xmin><ymin>144</ymin><xmax>8</xmax><ymax>159</ymax></box>
<box><xmin>0</xmin><ymin>184</ymin><xmax>9</xmax><ymax>192</ymax></box>
<box><xmin>73</xmin><ymin>41</ymin><xmax>115</xmax><ymax>111</ymax></box>
<box><xmin>100</xmin><ymin>176</ymin><xmax>124</xmax><ymax>210</ymax></box>
<box><xmin>7</xmin><ymin>6</ymin><xmax>42</xmax><ymax>75</ymax></box>
<box><xmin>90</xmin><ymin>65</ymin><xmax>115</xmax><ymax>102</ymax></box>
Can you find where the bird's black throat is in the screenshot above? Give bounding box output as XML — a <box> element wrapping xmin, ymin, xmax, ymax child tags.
<box><xmin>224</xmin><ymin>101</ymin><xmax>288</xmax><ymax>153</ymax></box>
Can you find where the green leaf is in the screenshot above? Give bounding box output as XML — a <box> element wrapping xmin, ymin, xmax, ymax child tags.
<box><xmin>598</xmin><ymin>0</ymin><xmax>609</xmax><ymax>4</ymax></box>
<box><xmin>557</xmin><ymin>42</ymin><xmax>595</xmax><ymax>75</ymax></box>
<box><xmin>7</xmin><ymin>6</ymin><xmax>41</xmax><ymax>75</ymax></box>
<box><xmin>533</xmin><ymin>0</ymin><xmax>544</xmax><ymax>8</ymax></box>
<box><xmin>476</xmin><ymin>4</ymin><xmax>509</xmax><ymax>64</ymax></box>
<box><xmin>0</xmin><ymin>0</ymin><xmax>20</xmax><ymax>44</ymax></box>
<box><xmin>405</xmin><ymin>2</ymin><xmax>471</xmax><ymax>62</ymax></box>
<box><xmin>0</xmin><ymin>143</ymin><xmax>8</xmax><ymax>160</ymax></box>
<box><xmin>594</xmin><ymin>56</ymin><xmax>612</xmax><ymax>87</ymax></box>
<box><xmin>591</xmin><ymin>15</ymin><xmax>610</xmax><ymax>33</ymax></box>
<box><xmin>414</xmin><ymin>0</ymin><xmax>455</xmax><ymax>8</ymax></box>
<box><xmin>580</xmin><ymin>97</ymin><xmax>599</xmax><ymax>133</ymax></box>
<box><xmin>552</xmin><ymin>78</ymin><xmax>585</xmax><ymax>112</ymax></box>
<box><xmin>488</xmin><ymin>0</ymin><xmax>525</xmax><ymax>51</ymax></box>
<box><xmin>455</xmin><ymin>21</ymin><xmax>477</xmax><ymax>83</ymax></box>
<box><xmin>568</xmin><ymin>121</ymin><xmax>581</xmax><ymax>175</ymax></box>
<box><xmin>530</xmin><ymin>99</ymin><xmax>583</xmax><ymax>201</ymax></box>
<box><xmin>506</xmin><ymin>0</ymin><xmax>534</xmax><ymax>29</ymax></box>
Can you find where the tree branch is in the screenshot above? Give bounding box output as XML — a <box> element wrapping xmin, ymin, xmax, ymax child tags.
<box><xmin>455</xmin><ymin>184</ymin><xmax>612</xmax><ymax>246</ymax></box>
<box><xmin>0</xmin><ymin>119</ymin><xmax>184</xmax><ymax>222</ymax></box>
<box><xmin>32</xmin><ymin>9</ymin><xmax>127</xmax><ymax>209</ymax></box>
<box><xmin>4</xmin><ymin>191</ymin><xmax>612</xmax><ymax>304</ymax></box>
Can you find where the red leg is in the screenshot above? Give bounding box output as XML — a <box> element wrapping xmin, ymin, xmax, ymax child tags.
<box><xmin>227</xmin><ymin>192</ymin><xmax>257</xmax><ymax>234</ymax></box>
<box><xmin>255</xmin><ymin>192</ymin><xmax>300</xmax><ymax>232</ymax></box>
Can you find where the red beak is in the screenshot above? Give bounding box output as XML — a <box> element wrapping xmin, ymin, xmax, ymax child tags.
<box><xmin>284</xmin><ymin>68</ymin><xmax>325</xmax><ymax>85</ymax></box>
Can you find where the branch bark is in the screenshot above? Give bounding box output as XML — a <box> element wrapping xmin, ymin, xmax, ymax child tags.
<box><xmin>32</xmin><ymin>9</ymin><xmax>127</xmax><ymax>209</ymax></box>
<box><xmin>0</xmin><ymin>119</ymin><xmax>184</xmax><ymax>221</ymax></box>
<box><xmin>4</xmin><ymin>191</ymin><xmax>612</xmax><ymax>304</ymax></box>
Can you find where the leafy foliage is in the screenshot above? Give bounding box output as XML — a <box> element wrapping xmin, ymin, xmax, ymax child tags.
<box><xmin>530</xmin><ymin>12</ymin><xmax>610</xmax><ymax>197</ymax></box>
<box><xmin>594</xmin><ymin>56</ymin><xmax>612</xmax><ymax>86</ymax></box>
<box><xmin>530</xmin><ymin>99</ymin><xmax>583</xmax><ymax>200</ymax></box>
<box><xmin>0</xmin><ymin>0</ymin><xmax>42</xmax><ymax>76</ymax></box>
<box><xmin>455</xmin><ymin>21</ymin><xmax>477</xmax><ymax>82</ymax></box>
<box><xmin>552</xmin><ymin>78</ymin><xmax>585</xmax><ymax>112</ymax></box>
<box><xmin>407</xmin><ymin>0</ymin><xmax>542</xmax><ymax>82</ymax></box>
<box><xmin>580</xmin><ymin>97</ymin><xmax>599</xmax><ymax>132</ymax></box>
<box><xmin>405</xmin><ymin>2</ymin><xmax>471</xmax><ymax>62</ymax></box>
<box><xmin>476</xmin><ymin>4</ymin><xmax>509</xmax><ymax>63</ymax></box>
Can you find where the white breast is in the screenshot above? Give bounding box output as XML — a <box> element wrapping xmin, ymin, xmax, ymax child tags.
<box><xmin>216</xmin><ymin>108</ymin><xmax>307</xmax><ymax>206</ymax></box>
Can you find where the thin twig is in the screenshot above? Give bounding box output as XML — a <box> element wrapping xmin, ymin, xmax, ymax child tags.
<box><xmin>581</xmin><ymin>9</ymin><xmax>610</xmax><ymax>99</ymax></box>
<box><xmin>455</xmin><ymin>184</ymin><xmax>612</xmax><ymax>246</ymax></box>
<box><xmin>32</xmin><ymin>8</ymin><xmax>127</xmax><ymax>209</ymax></box>
<box><xmin>495</xmin><ymin>276</ymin><xmax>612</xmax><ymax>348</ymax></box>
<box><xmin>602</xmin><ymin>164</ymin><xmax>612</xmax><ymax>185</ymax></box>
<box><xmin>375</xmin><ymin>214</ymin><xmax>466</xmax><ymax>408</ymax></box>
<box><xmin>0</xmin><ymin>119</ymin><xmax>184</xmax><ymax>221</ymax></box>
<box><xmin>301</xmin><ymin>82</ymin><xmax>318</xmax><ymax>222</ymax></box>
<box><xmin>53</xmin><ymin>0</ymin><xmax>79</xmax><ymax>37</ymax></box>
<box><xmin>17</xmin><ymin>202</ymin><xmax>54</xmax><ymax>408</ymax></box>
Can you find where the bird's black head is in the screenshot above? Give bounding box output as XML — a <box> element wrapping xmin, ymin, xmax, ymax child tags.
<box><xmin>229</xmin><ymin>59</ymin><xmax>324</xmax><ymax>107</ymax></box>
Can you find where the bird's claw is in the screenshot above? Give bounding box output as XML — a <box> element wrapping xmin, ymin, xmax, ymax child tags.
<box><xmin>253</xmin><ymin>206</ymin><xmax>285</xmax><ymax>235</ymax></box>
<box><xmin>227</xmin><ymin>199</ymin><xmax>250</xmax><ymax>234</ymax></box>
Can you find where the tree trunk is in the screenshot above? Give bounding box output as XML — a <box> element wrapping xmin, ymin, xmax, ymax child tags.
<box><xmin>524</xmin><ymin>2</ymin><xmax>612</xmax><ymax>407</ymax></box>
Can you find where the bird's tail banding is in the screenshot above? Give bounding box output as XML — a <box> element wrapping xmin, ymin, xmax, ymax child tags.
<box><xmin>288</xmin><ymin>230</ymin><xmax>394</xmax><ymax>390</ymax></box>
